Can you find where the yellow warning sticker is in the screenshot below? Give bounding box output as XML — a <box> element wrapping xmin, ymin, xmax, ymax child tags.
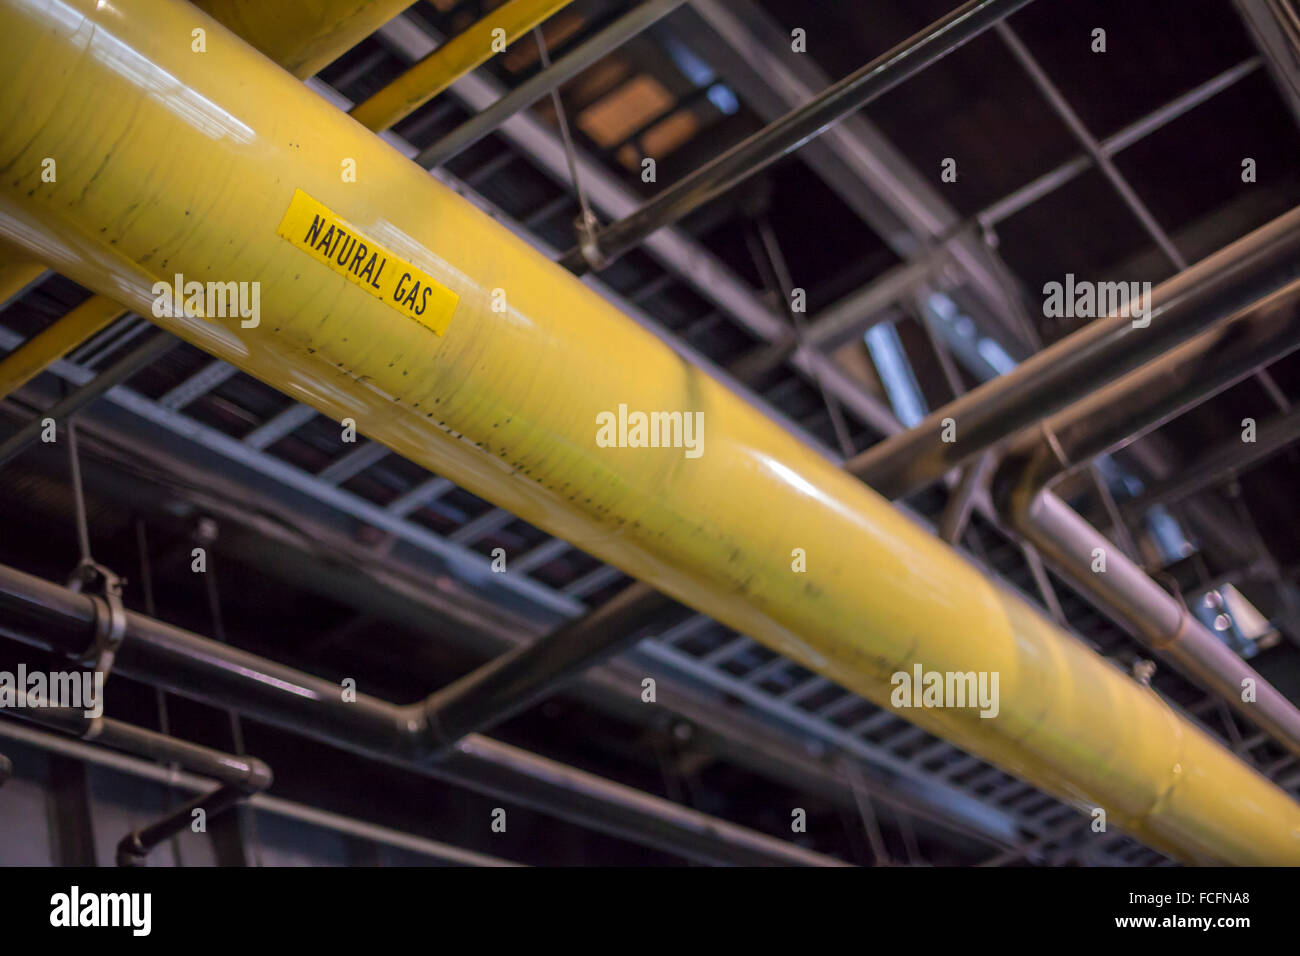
<box><xmin>276</xmin><ymin>189</ymin><xmax>458</xmax><ymax>335</ymax></box>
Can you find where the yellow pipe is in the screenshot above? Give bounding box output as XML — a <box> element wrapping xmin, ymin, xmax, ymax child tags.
<box><xmin>191</xmin><ymin>0</ymin><xmax>415</xmax><ymax>80</ymax></box>
<box><xmin>0</xmin><ymin>0</ymin><xmax>1297</xmax><ymax>864</ymax></box>
<box><xmin>349</xmin><ymin>0</ymin><xmax>574</xmax><ymax>132</ymax></box>
<box><xmin>0</xmin><ymin>296</ymin><xmax>124</xmax><ymax>400</ymax></box>
<box><xmin>0</xmin><ymin>0</ymin><xmax>405</xmax><ymax>398</ymax></box>
<box><xmin>0</xmin><ymin>249</ymin><xmax>46</xmax><ymax>305</ymax></box>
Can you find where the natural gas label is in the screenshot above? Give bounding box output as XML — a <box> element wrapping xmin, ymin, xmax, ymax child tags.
<box><xmin>276</xmin><ymin>189</ymin><xmax>458</xmax><ymax>335</ymax></box>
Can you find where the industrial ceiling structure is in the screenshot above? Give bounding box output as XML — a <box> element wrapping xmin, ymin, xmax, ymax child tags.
<box><xmin>0</xmin><ymin>0</ymin><xmax>1299</xmax><ymax>869</ymax></box>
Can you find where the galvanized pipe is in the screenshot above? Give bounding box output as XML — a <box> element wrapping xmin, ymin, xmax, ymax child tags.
<box><xmin>3</xmin><ymin>0</ymin><xmax>1300</xmax><ymax>863</ymax></box>
<box><xmin>991</xmin><ymin>280</ymin><xmax>1300</xmax><ymax>756</ymax></box>
<box><xmin>849</xmin><ymin>206</ymin><xmax>1300</xmax><ymax>499</ymax></box>
<box><xmin>556</xmin><ymin>0</ymin><xmax>1034</xmax><ymax>272</ymax></box>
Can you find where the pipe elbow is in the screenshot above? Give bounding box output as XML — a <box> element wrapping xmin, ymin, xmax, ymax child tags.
<box><xmin>242</xmin><ymin>757</ymin><xmax>274</xmax><ymax>794</ymax></box>
<box><xmin>395</xmin><ymin>701</ymin><xmax>450</xmax><ymax>763</ymax></box>
<box><xmin>989</xmin><ymin>434</ymin><xmax>1058</xmax><ymax>530</ymax></box>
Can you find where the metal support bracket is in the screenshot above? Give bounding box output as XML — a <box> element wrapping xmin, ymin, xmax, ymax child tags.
<box><xmin>575</xmin><ymin>208</ymin><xmax>609</xmax><ymax>272</ymax></box>
<box><xmin>67</xmin><ymin>561</ymin><xmax>127</xmax><ymax>677</ymax></box>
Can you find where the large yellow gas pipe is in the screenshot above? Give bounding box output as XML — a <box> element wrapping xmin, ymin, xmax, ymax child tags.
<box><xmin>0</xmin><ymin>0</ymin><xmax>415</xmax><ymax>399</ymax></box>
<box><xmin>191</xmin><ymin>0</ymin><xmax>415</xmax><ymax>81</ymax></box>
<box><xmin>0</xmin><ymin>0</ymin><xmax>1297</xmax><ymax>864</ymax></box>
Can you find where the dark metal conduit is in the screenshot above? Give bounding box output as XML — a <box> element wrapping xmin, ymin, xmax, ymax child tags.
<box><xmin>0</xmin><ymin>563</ymin><xmax>846</xmax><ymax>867</ymax></box>
<box><xmin>850</xmin><ymin>205</ymin><xmax>1300</xmax><ymax>499</ymax></box>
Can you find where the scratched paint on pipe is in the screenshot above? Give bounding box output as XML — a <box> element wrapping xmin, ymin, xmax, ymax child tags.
<box><xmin>0</xmin><ymin>0</ymin><xmax>1298</xmax><ymax>863</ymax></box>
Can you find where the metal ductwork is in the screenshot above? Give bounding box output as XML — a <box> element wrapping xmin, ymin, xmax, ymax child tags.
<box><xmin>2</xmin><ymin>0</ymin><xmax>1300</xmax><ymax>864</ymax></box>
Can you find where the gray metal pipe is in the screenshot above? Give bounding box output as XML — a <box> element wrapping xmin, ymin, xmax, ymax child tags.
<box><xmin>117</xmin><ymin>783</ymin><xmax>245</xmax><ymax>867</ymax></box>
<box><xmin>0</xmin><ymin>562</ymin><xmax>846</xmax><ymax>866</ymax></box>
<box><xmin>3</xmin><ymin>707</ymin><xmax>273</xmax><ymax>792</ymax></box>
<box><xmin>419</xmin><ymin>581</ymin><xmax>675</xmax><ymax>755</ymax></box>
<box><xmin>849</xmin><ymin>204</ymin><xmax>1300</xmax><ymax>499</ymax></box>
<box><xmin>990</xmin><ymin>279</ymin><xmax>1300</xmax><ymax>757</ymax></box>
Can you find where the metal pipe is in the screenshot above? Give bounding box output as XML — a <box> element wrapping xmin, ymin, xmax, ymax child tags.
<box><xmin>417</xmin><ymin>0</ymin><xmax>688</xmax><ymax>169</ymax></box>
<box><xmin>991</xmin><ymin>280</ymin><xmax>1300</xmax><ymax>756</ymax></box>
<box><xmin>0</xmin><ymin>296</ymin><xmax>124</xmax><ymax>401</ymax></box>
<box><xmin>556</xmin><ymin>0</ymin><xmax>1034</xmax><ymax>273</ymax></box>
<box><xmin>350</xmin><ymin>0</ymin><xmax>574</xmax><ymax>132</ymax></box>
<box><xmin>849</xmin><ymin>205</ymin><xmax>1300</xmax><ymax>499</ymax></box>
<box><xmin>117</xmin><ymin>783</ymin><xmax>246</xmax><ymax>866</ymax></box>
<box><xmin>0</xmin><ymin>563</ymin><xmax>844</xmax><ymax>866</ymax></box>
<box><xmin>3</xmin><ymin>0</ymin><xmax>1300</xmax><ymax>863</ymax></box>
<box><xmin>0</xmin><ymin>719</ymin><xmax>520</xmax><ymax>866</ymax></box>
<box><xmin>939</xmin><ymin>451</ymin><xmax>993</xmax><ymax>544</ymax></box>
<box><xmin>0</xmin><ymin>330</ymin><xmax>174</xmax><ymax>468</ymax></box>
<box><xmin>3</xmin><ymin>707</ymin><xmax>273</xmax><ymax>790</ymax></box>
<box><xmin>419</xmin><ymin>581</ymin><xmax>674</xmax><ymax>753</ymax></box>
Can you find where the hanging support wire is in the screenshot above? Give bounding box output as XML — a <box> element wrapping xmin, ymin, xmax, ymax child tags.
<box><xmin>842</xmin><ymin>758</ymin><xmax>892</xmax><ymax>866</ymax></box>
<box><xmin>532</xmin><ymin>25</ymin><xmax>604</xmax><ymax>271</ymax></box>
<box><xmin>748</xmin><ymin>216</ymin><xmax>857</xmax><ymax>459</ymax></box>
